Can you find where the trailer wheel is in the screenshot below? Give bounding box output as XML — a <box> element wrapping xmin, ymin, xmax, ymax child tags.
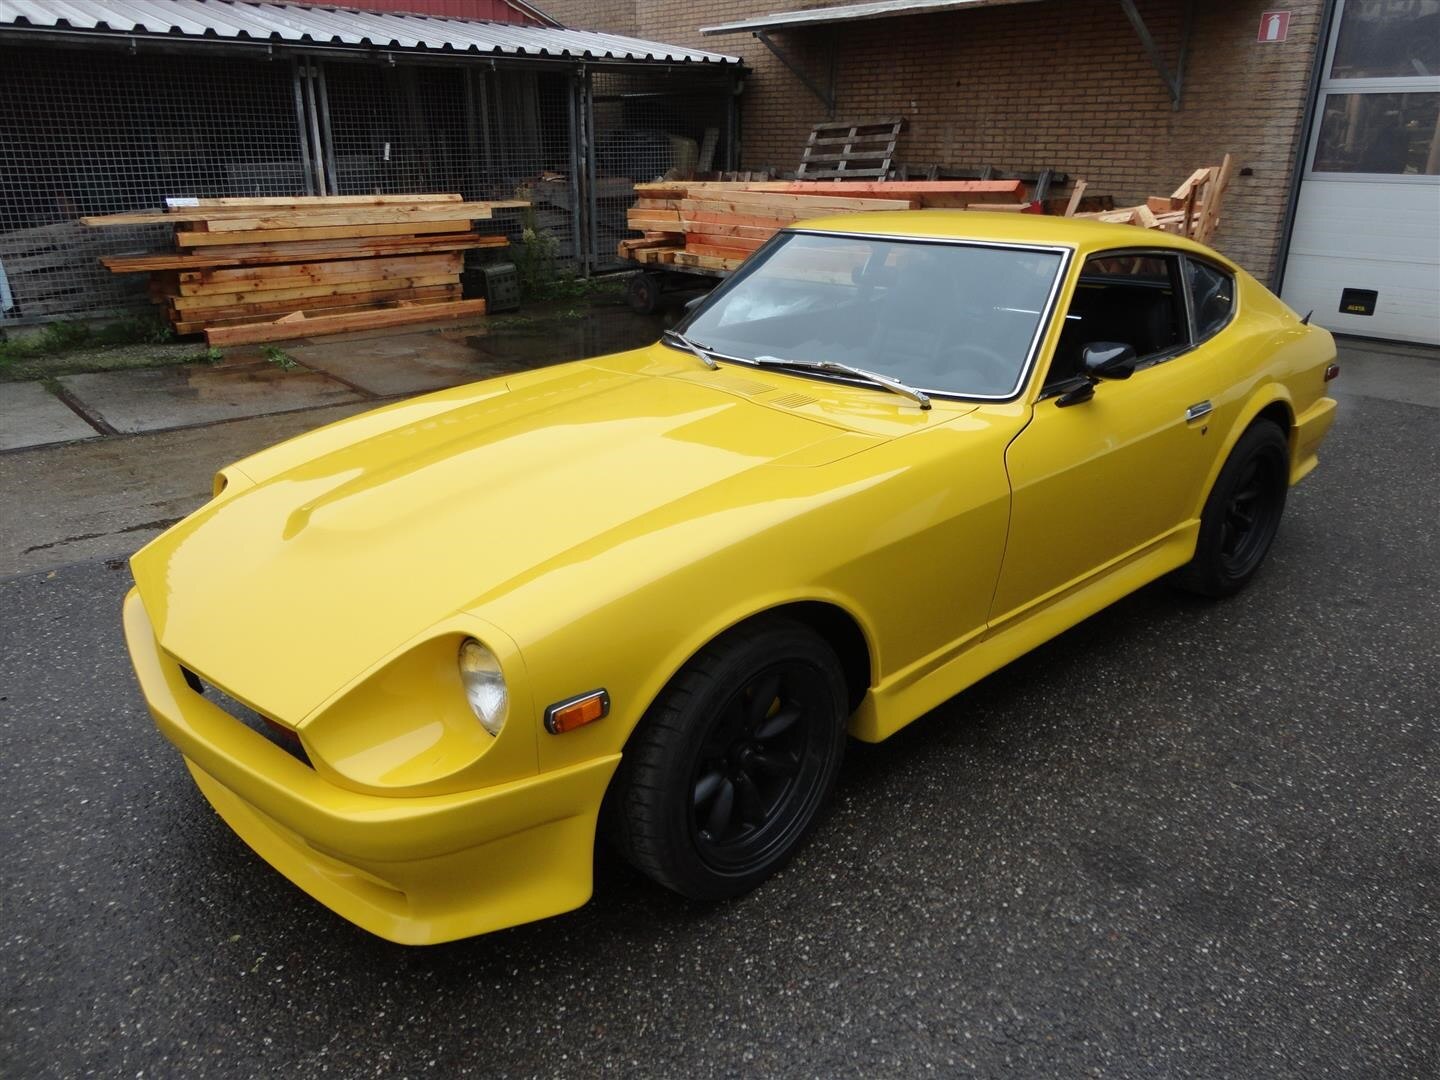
<box><xmin>628</xmin><ymin>272</ymin><xmax>663</xmax><ymax>315</ymax></box>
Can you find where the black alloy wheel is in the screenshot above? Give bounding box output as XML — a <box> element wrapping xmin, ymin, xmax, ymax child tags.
<box><xmin>1217</xmin><ymin>453</ymin><xmax>1285</xmax><ymax>576</ymax></box>
<box><xmin>689</xmin><ymin>661</ymin><xmax>833</xmax><ymax>872</ymax></box>
<box><xmin>1176</xmin><ymin>420</ymin><xmax>1290</xmax><ymax>597</ymax></box>
<box><xmin>604</xmin><ymin>619</ymin><xmax>849</xmax><ymax>901</ymax></box>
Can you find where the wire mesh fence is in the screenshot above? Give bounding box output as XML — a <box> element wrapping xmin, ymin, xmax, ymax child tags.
<box><xmin>0</xmin><ymin>39</ymin><xmax>736</xmax><ymax>327</ymax></box>
<box><xmin>587</xmin><ymin>69</ymin><xmax>736</xmax><ymax>270</ymax></box>
<box><xmin>0</xmin><ymin>45</ymin><xmax>305</xmax><ymax>322</ymax></box>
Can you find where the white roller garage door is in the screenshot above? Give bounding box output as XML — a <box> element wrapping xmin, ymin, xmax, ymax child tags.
<box><xmin>1282</xmin><ymin>0</ymin><xmax>1440</xmax><ymax>345</ymax></box>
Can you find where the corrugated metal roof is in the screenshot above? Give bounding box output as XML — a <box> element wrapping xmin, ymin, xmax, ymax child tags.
<box><xmin>0</xmin><ymin>0</ymin><xmax>742</xmax><ymax>64</ymax></box>
<box><xmin>701</xmin><ymin>0</ymin><xmax>1041</xmax><ymax>35</ymax></box>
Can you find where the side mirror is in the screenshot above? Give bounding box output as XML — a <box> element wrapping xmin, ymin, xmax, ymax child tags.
<box><xmin>1081</xmin><ymin>342</ymin><xmax>1138</xmax><ymax>380</ymax></box>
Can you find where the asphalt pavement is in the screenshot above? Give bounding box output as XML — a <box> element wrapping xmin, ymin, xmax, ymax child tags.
<box><xmin>2</xmin><ymin>356</ymin><xmax>1438</xmax><ymax>1077</ymax></box>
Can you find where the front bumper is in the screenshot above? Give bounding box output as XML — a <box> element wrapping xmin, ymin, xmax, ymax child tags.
<box><xmin>123</xmin><ymin>589</ymin><xmax>620</xmax><ymax>945</ymax></box>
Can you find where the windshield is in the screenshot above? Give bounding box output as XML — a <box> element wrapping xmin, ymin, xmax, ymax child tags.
<box><xmin>679</xmin><ymin>232</ymin><xmax>1067</xmax><ymax>399</ymax></box>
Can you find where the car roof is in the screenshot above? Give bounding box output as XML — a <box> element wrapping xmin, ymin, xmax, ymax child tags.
<box><xmin>792</xmin><ymin>209</ymin><xmax>1239</xmax><ymax>268</ymax></box>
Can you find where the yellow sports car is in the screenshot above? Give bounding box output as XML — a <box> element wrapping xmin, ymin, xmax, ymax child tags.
<box><xmin>123</xmin><ymin>213</ymin><xmax>1338</xmax><ymax>944</ymax></box>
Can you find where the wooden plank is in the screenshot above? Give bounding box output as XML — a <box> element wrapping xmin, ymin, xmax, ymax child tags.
<box><xmin>167</xmin><ymin>194</ymin><xmax>463</xmax><ymax>209</ymax></box>
<box><xmin>172</xmin><ymin>297</ymin><xmax>439</xmax><ymax>335</ymax></box>
<box><xmin>204</xmin><ymin>300</ymin><xmax>490</xmax><ymax>347</ymax></box>
<box><xmin>685</xmin><ymin>242</ymin><xmax>752</xmax><ymax>260</ymax></box>
<box><xmin>770</xmin><ymin>180</ymin><xmax>1025</xmax><ymax>199</ymax></box>
<box><xmin>678</xmin><ymin>221</ymin><xmax>778</xmax><ymax>241</ymax></box>
<box><xmin>186</xmin><ymin>202</ymin><xmax>505</xmax><ymax>232</ymax></box>
<box><xmin>1064</xmin><ymin>180</ymin><xmax>1089</xmax><ymax>218</ymax></box>
<box><xmin>86</xmin><ymin>197</ymin><xmax>526</xmax><ymax>227</ymax></box>
<box><xmin>617</xmin><ymin>237</ymin><xmax>677</xmax><ymax>257</ymax></box>
<box><xmin>173</xmin><ymin>282</ymin><xmax>459</xmax><ymax>319</ymax></box>
<box><xmin>673</xmin><ymin>251</ymin><xmax>744</xmax><ymax>271</ymax></box>
<box><xmin>714</xmin><ymin>191</ymin><xmax>918</xmax><ymax>211</ymax></box>
<box><xmin>1194</xmin><ymin>154</ymin><xmax>1234</xmax><ymax>245</ymax></box>
<box><xmin>684</xmin><ymin>233</ymin><xmax>766</xmax><ymax>252</ymax></box>
<box><xmin>103</xmin><ymin>234</ymin><xmax>505</xmax><ymax>273</ymax></box>
<box><xmin>171</xmin><ymin>283</ymin><xmax>457</xmax><ymax>325</ymax></box>
<box><xmin>171</xmin><ymin>274</ymin><xmax>459</xmax><ymax>312</ymax></box>
<box><xmin>681</xmin><ymin>209</ymin><xmax>794</xmax><ymax>230</ymax></box>
<box><xmin>680</xmin><ymin>195</ymin><xmax>902</xmax><ymax>216</ymax></box>
<box><xmin>789</xmin><ymin>167</ymin><xmax>891</xmax><ymax>180</ymax></box>
<box><xmin>1171</xmin><ymin>167</ymin><xmax>1213</xmax><ymax>201</ymax></box>
<box><xmin>177</xmin><ymin>254</ymin><xmax>459</xmax><ymax>293</ymax></box>
<box><xmin>632</xmin><ymin>182</ymin><xmax>690</xmax><ymax>199</ymax></box>
<box><xmin>175</xmin><ymin>220</ymin><xmax>474</xmax><ymax>247</ymax></box>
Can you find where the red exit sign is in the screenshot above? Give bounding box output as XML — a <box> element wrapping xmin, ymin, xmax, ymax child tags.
<box><xmin>1258</xmin><ymin>11</ymin><xmax>1291</xmax><ymax>41</ymax></box>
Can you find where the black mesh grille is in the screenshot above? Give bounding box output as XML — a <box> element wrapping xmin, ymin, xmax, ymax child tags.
<box><xmin>180</xmin><ymin>667</ymin><xmax>313</xmax><ymax>770</ymax></box>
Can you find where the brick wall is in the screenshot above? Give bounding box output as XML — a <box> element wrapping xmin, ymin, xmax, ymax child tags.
<box><xmin>539</xmin><ymin>0</ymin><xmax>639</xmax><ymax>36</ymax></box>
<box><xmin>574</xmin><ymin>0</ymin><xmax>1326</xmax><ymax>282</ymax></box>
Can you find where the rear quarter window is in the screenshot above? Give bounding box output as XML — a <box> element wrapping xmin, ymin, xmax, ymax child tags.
<box><xmin>1186</xmin><ymin>260</ymin><xmax>1236</xmax><ymax>341</ymax></box>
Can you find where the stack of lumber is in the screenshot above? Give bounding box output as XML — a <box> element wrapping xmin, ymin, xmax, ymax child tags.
<box><xmin>619</xmin><ymin>179</ymin><xmax>1031</xmax><ymax>271</ymax></box>
<box><xmin>1072</xmin><ymin>156</ymin><xmax>1234</xmax><ymax>244</ymax></box>
<box><xmin>86</xmin><ymin>194</ymin><xmax>525</xmax><ymax>346</ymax></box>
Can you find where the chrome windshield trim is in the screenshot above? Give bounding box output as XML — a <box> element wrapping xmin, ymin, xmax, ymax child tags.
<box><xmin>692</xmin><ymin>229</ymin><xmax>1076</xmax><ymax>403</ymax></box>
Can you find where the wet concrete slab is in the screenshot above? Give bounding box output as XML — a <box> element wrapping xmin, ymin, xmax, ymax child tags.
<box><xmin>0</xmin><ymin>382</ymin><xmax>100</xmax><ymax>451</ymax></box>
<box><xmin>290</xmin><ymin>332</ymin><xmax>501</xmax><ymax>397</ymax></box>
<box><xmin>294</xmin><ymin>305</ymin><xmax>671</xmax><ymax>397</ymax></box>
<box><xmin>56</xmin><ymin>360</ymin><xmax>364</xmax><ymax>435</ymax></box>
<box><xmin>0</xmin><ymin>401</ymin><xmax>377</xmax><ymax>578</ymax></box>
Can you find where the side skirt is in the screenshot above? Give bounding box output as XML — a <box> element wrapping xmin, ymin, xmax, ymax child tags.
<box><xmin>849</xmin><ymin>523</ymin><xmax>1200</xmax><ymax>742</ymax></box>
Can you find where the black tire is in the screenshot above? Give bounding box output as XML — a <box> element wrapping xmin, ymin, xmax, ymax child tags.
<box><xmin>604</xmin><ymin>619</ymin><xmax>848</xmax><ymax>901</ymax></box>
<box><xmin>627</xmin><ymin>272</ymin><xmax>662</xmax><ymax>315</ymax></box>
<box><xmin>1175</xmin><ymin>420</ymin><xmax>1290</xmax><ymax>597</ymax></box>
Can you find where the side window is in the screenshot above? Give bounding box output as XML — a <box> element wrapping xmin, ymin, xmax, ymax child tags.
<box><xmin>1046</xmin><ymin>252</ymin><xmax>1188</xmax><ymax>386</ymax></box>
<box><xmin>1185</xmin><ymin>259</ymin><xmax>1235</xmax><ymax>342</ymax></box>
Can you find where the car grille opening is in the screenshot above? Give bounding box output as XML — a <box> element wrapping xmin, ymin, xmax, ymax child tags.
<box><xmin>180</xmin><ymin>666</ymin><xmax>313</xmax><ymax>769</ymax></box>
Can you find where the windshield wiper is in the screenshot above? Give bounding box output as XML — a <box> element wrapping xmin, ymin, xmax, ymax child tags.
<box><xmin>662</xmin><ymin>329</ymin><xmax>719</xmax><ymax>370</ymax></box>
<box><xmin>754</xmin><ymin>355</ymin><xmax>931</xmax><ymax>410</ymax></box>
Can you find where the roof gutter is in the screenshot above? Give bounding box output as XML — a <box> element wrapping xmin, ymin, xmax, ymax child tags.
<box><xmin>0</xmin><ymin>26</ymin><xmax>739</xmax><ymax>69</ymax></box>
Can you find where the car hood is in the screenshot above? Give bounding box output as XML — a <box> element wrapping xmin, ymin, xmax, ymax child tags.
<box><xmin>130</xmin><ymin>362</ymin><xmax>894</xmax><ymax>724</ymax></box>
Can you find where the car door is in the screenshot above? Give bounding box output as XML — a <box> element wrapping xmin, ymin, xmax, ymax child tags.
<box><xmin>989</xmin><ymin>249</ymin><xmax>1222</xmax><ymax>624</ymax></box>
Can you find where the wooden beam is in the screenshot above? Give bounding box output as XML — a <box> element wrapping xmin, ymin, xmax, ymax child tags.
<box><xmin>204</xmin><ymin>300</ymin><xmax>489</xmax><ymax>347</ymax></box>
<box><xmin>175</xmin><ymin>220</ymin><xmax>474</xmax><ymax>247</ymax></box>
<box><xmin>176</xmin><ymin>254</ymin><xmax>459</xmax><ymax>293</ymax></box>
<box><xmin>184</xmin><ymin>203</ymin><xmax>507</xmax><ymax>232</ymax></box>
<box><xmin>166</xmin><ymin>194</ymin><xmax>463</xmax><ymax>209</ymax></box>
<box><xmin>102</xmin><ymin>234</ymin><xmax>504</xmax><ymax>273</ymax></box>
<box><xmin>171</xmin><ymin>274</ymin><xmax>459</xmax><ymax>312</ymax></box>
<box><xmin>88</xmin><ymin>199</ymin><xmax>527</xmax><ymax>227</ymax></box>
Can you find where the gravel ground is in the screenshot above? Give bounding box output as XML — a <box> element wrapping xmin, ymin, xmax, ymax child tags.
<box><xmin>2</xmin><ymin>389</ymin><xmax>1437</xmax><ymax>1078</ymax></box>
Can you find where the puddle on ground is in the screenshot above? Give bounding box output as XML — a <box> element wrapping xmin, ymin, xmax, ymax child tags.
<box><xmin>462</xmin><ymin>305</ymin><xmax>677</xmax><ymax>369</ymax></box>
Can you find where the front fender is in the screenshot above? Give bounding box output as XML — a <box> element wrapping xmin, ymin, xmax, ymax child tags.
<box><xmin>1191</xmin><ymin>383</ymin><xmax>1295</xmax><ymax>519</ymax></box>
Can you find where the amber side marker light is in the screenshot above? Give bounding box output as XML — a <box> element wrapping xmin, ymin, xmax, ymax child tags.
<box><xmin>545</xmin><ymin>689</ymin><xmax>610</xmax><ymax>734</ymax></box>
<box><xmin>1325</xmin><ymin>363</ymin><xmax>1340</xmax><ymax>381</ymax></box>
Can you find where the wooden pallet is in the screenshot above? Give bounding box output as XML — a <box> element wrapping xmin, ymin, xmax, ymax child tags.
<box><xmin>796</xmin><ymin>118</ymin><xmax>906</xmax><ymax>180</ymax></box>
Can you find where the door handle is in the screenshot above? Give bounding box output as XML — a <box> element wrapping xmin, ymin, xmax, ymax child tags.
<box><xmin>1185</xmin><ymin>401</ymin><xmax>1213</xmax><ymax>423</ymax></box>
